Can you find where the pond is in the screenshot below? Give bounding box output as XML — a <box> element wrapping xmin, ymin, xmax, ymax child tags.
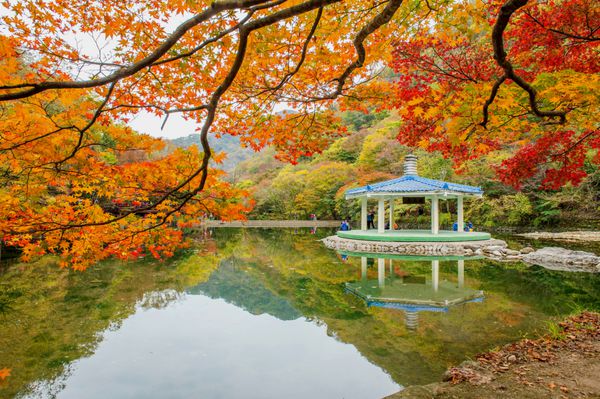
<box><xmin>1</xmin><ymin>228</ymin><xmax>599</xmax><ymax>398</ymax></box>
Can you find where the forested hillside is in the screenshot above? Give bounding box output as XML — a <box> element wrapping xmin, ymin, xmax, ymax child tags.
<box><xmin>233</xmin><ymin>111</ymin><xmax>600</xmax><ymax>229</ymax></box>
<box><xmin>167</xmin><ymin>134</ymin><xmax>255</xmax><ymax>173</ymax></box>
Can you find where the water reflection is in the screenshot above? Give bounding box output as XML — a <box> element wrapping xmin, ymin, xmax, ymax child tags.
<box><xmin>1</xmin><ymin>228</ymin><xmax>599</xmax><ymax>398</ymax></box>
<box><xmin>344</xmin><ymin>254</ymin><xmax>484</xmax><ymax>331</ymax></box>
<box><xmin>186</xmin><ymin>258</ymin><xmax>302</xmax><ymax>321</ymax></box>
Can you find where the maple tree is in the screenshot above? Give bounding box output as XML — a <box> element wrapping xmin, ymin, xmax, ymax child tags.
<box><xmin>389</xmin><ymin>0</ymin><xmax>599</xmax><ymax>189</ymax></box>
<box><xmin>0</xmin><ymin>36</ymin><xmax>251</xmax><ymax>269</ymax></box>
<box><xmin>0</xmin><ymin>0</ymin><xmax>408</xmax><ymax>268</ymax></box>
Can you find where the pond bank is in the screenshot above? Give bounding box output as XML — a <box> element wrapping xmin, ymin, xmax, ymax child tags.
<box><xmin>518</xmin><ymin>231</ymin><xmax>600</xmax><ymax>242</ymax></box>
<box><xmin>386</xmin><ymin>311</ymin><xmax>600</xmax><ymax>399</ymax></box>
<box><xmin>323</xmin><ymin>235</ymin><xmax>600</xmax><ymax>272</ymax></box>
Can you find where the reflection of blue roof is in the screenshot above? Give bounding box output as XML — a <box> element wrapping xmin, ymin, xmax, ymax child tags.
<box><xmin>345</xmin><ymin>175</ymin><xmax>482</xmax><ymax>197</ymax></box>
<box><xmin>367</xmin><ymin>296</ymin><xmax>485</xmax><ymax>312</ymax></box>
<box><xmin>367</xmin><ymin>302</ymin><xmax>449</xmax><ymax>312</ymax></box>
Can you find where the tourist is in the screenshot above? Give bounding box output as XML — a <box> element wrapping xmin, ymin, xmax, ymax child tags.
<box><xmin>465</xmin><ymin>221</ymin><xmax>474</xmax><ymax>232</ymax></box>
<box><xmin>385</xmin><ymin>221</ymin><xmax>399</xmax><ymax>230</ymax></box>
<box><xmin>367</xmin><ymin>210</ymin><xmax>375</xmax><ymax>229</ymax></box>
<box><xmin>340</xmin><ymin>220</ymin><xmax>351</xmax><ymax>231</ymax></box>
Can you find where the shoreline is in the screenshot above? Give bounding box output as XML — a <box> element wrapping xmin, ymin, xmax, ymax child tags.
<box><xmin>386</xmin><ymin>312</ymin><xmax>600</xmax><ymax>399</ymax></box>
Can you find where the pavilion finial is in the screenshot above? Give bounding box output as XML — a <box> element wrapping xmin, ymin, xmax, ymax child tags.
<box><xmin>404</xmin><ymin>153</ymin><xmax>418</xmax><ymax>176</ymax></box>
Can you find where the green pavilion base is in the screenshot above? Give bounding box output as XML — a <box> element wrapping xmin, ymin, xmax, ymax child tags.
<box><xmin>323</xmin><ymin>232</ymin><xmax>506</xmax><ymax>257</ymax></box>
<box><xmin>337</xmin><ymin>229</ymin><xmax>491</xmax><ymax>242</ymax></box>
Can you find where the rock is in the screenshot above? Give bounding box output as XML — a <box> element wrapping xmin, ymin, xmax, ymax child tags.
<box><xmin>484</xmin><ymin>245</ymin><xmax>505</xmax><ymax>252</ymax></box>
<box><xmin>522</xmin><ymin>247</ymin><xmax>600</xmax><ymax>273</ymax></box>
<box><xmin>507</xmin><ymin>354</ymin><xmax>517</xmax><ymax>362</ymax></box>
<box><xmin>502</xmin><ymin>248</ymin><xmax>521</xmax><ymax>256</ymax></box>
<box><xmin>520</xmin><ymin>246</ymin><xmax>535</xmax><ymax>254</ymax></box>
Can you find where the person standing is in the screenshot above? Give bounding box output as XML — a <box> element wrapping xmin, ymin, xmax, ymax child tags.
<box><xmin>367</xmin><ymin>210</ymin><xmax>375</xmax><ymax>229</ymax></box>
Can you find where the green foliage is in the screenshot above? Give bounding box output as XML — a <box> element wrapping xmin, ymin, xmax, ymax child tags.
<box><xmin>341</xmin><ymin>110</ymin><xmax>389</xmax><ymax>131</ymax></box>
<box><xmin>322</xmin><ymin>137</ymin><xmax>360</xmax><ymax>163</ymax></box>
<box><xmin>240</xmin><ymin>112</ymin><xmax>600</xmax><ymax>227</ymax></box>
<box><xmin>532</xmin><ymin>200</ymin><xmax>562</xmax><ymax>227</ymax></box>
<box><xmin>467</xmin><ymin>193</ymin><xmax>534</xmax><ymax>227</ymax></box>
<box><xmin>356</xmin><ymin>120</ymin><xmax>404</xmax><ymax>173</ymax></box>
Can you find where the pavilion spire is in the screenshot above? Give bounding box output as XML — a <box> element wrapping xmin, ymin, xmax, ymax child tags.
<box><xmin>404</xmin><ymin>153</ymin><xmax>418</xmax><ymax>176</ymax></box>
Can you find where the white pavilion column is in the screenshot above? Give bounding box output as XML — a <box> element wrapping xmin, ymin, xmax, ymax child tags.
<box><xmin>458</xmin><ymin>259</ymin><xmax>464</xmax><ymax>288</ymax></box>
<box><xmin>389</xmin><ymin>198</ymin><xmax>395</xmax><ymax>230</ymax></box>
<box><xmin>430</xmin><ymin>196</ymin><xmax>439</xmax><ymax>235</ymax></box>
<box><xmin>361</xmin><ymin>257</ymin><xmax>367</xmax><ymax>280</ymax></box>
<box><xmin>432</xmin><ymin>260</ymin><xmax>439</xmax><ymax>292</ymax></box>
<box><xmin>377</xmin><ymin>198</ymin><xmax>385</xmax><ymax>234</ymax></box>
<box><xmin>457</xmin><ymin>196</ymin><xmax>464</xmax><ymax>233</ymax></box>
<box><xmin>378</xmin><ymin>258</ymin><xmax>385</xmax><ymax>287</ymax></box>
<box><xmin>361</xmin><ymin>197</ymin><xmax>368</xmax><ymax>231</ymax></box>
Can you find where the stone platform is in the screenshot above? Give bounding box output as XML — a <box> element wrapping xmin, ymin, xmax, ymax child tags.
<box><xmin>323</xmin><ymin>234</ymin><xmax>506</xmax><ymax>257</ymax></box>
<box><xmin>336</xmin><ymin>229</ymin><xmax>491</xmax><ymax>242</ymax></box>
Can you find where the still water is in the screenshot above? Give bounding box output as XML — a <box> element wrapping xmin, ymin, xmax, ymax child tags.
<box><xmin>1</xmin><ymin>228</ymin><xmax>599</xmax><ymax>398</ymax></box>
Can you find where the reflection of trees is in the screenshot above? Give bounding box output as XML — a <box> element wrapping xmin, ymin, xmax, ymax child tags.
<box><xmin>0</xmin><ymin>250</ymin><xmax>225</xmax><ymax>399</ymax></box>
<box><xmin>210</xmin><ymin>229</ymin><xmax>600</xmax><ymax>386</ymax></box>
<box><xmin>470</xmin><ymin>262</ymin><xmax>600</xmax><ymax>314</ymax></box>
<box><xmin>139</xmin><ymin>289</ymin><xmax>182</xmax><ymax>310</ymax></box>
<box><xmin>3</xmin><ymin>228</ymin><xmax>599</xmax><ymax>395</ymax></box>
<box><xmin>188</xmin><ymin>258</ymin><xmax>301</xmax><ymax>321</ymax></box>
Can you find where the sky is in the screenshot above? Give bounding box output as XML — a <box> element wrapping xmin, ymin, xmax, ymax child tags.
<box><xmin>127</xmin><ymin>111</ymin><xmax>200</xmax><ymax>140</ymax></box>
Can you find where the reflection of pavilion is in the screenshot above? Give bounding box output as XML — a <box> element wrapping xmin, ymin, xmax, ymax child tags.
<box><xmin>345</xmin><ymin>255</ymin><xmax>484</xmax><ymax>330</ymax></box>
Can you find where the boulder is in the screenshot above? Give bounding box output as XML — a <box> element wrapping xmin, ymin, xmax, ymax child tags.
<box><xmin>522</xmin><ymin>247</ymin><xmax>600</xmax><ymax>273</ymax></box>
<box><xmin>520</xmin><ymin>246</ymin><xmax>535</xmax><ymax>254</ymax></box>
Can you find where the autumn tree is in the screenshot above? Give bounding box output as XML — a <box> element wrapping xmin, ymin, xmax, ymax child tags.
<box><xmin>0</xmin><ymin>0</ymin><xmax>415</xmax><ymax>267</ymax></box>
<box><xmin>0</xmin><ymin>36</ymin><xmax>251</xmax><ymax>269</ymax></box>
<box><xmin>389</xmin><ymin>0</ymin><xmax>599</xmax><ymax>189</ymax></box>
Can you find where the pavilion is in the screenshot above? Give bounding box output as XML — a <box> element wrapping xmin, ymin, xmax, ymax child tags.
<box><xmin>339</xmin><ymin>154</ymin><xmax>490</xmax><ymax>242</ymax></box>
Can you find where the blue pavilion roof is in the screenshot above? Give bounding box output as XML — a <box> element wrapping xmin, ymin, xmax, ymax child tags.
<box><xmin>345</xmin><ymin>175</ymin><xmax>483</xmax><ymax>198</ymax></box>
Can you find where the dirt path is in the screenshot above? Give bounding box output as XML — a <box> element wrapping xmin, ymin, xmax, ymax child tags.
<box><xmin>388</xmin><ymin>312</ymin><xmax>600</xmax><ymax>399</ymax></box>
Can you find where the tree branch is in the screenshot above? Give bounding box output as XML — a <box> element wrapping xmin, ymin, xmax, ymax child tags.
<box><xmin>491</xmin><ymin>0</ymin><xmax>566</xmax><ymax>124</ymax></box>
<box><xmin>0</xmin><ymin>0</ymin><xmax>272</xmax><ymax>101</ymax></box>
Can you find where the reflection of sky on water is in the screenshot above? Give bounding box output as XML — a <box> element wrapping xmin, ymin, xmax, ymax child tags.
<box><xmin>35</xmin><ymin>295</ymin><xmax>399</xmax><ymax>399</ymax></box>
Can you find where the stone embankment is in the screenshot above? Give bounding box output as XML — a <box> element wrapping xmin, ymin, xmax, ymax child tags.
<box><xmin>323</xmin><ymin>236</ymin><xmax>600</xmax><ymax>272</ymax></box>
<box><xmin>483</xmin><ymin>245</ymin><xmax>600</xmax><ymax>272</ymax></box>
<box><xmin>322</xmin><ymin>235</ymin><xmax>508</xmax><ymax>257</ymax></box>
